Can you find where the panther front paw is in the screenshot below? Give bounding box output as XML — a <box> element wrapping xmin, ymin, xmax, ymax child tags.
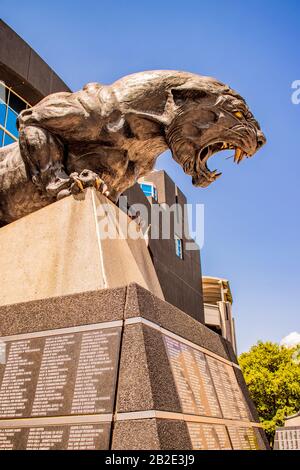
<box><xmin>45</xmin><ymin>175</ymin><xmax>71</xmax><ymax>197</ymax></box>
<box><xmin>70</xmin><ymin>170</ymin><xmax>110</xmax><ymax>196</ymax></box>
<box><xmin>56</xmin><ymin>170</ymin><xmax>111</xmax><ymax>200</ymax></box>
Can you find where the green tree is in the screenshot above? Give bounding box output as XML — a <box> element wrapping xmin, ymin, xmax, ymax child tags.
<box><xmin>239</xmin><ymin>341</ymin><xmax>300</xmax><ymax>446</ymax></box>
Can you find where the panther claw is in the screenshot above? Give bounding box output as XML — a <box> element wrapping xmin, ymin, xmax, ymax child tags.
<box><xmin>94</xmin><ymin>178</ymin><xmax>110</xmax><ymax>196</ymax></box>
<box><xmin>68</xmin><ymin>178</ymin><xmax>84</xmax><ymax>196</ymax></box>
<box><xmin>50</xmin><ymin>170</ymin><xmax>110</xmax><ymax>200</ymax></box>
<box><xmin>95</xmin><ymin>178</ymin><xmax>102</xmax><ymax>191</ymax></box>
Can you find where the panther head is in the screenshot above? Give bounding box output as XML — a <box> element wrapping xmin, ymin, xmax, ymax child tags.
<box><xmin>165</xmin><ymin>75</ymin><xmax>266</xmax><ymax>187</ymax></box>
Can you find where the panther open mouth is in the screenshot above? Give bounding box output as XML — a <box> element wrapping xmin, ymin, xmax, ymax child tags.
<box><xmin>194</xmin><ymin>141</ymin><xmax>248</xmax><ymax>187</ymax></box>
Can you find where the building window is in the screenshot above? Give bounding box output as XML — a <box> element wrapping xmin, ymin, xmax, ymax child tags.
<box><xmin>6</xmin><ymin>108</ymin><xmax>18</xmax><ymax>136</ymax></box>
<box><xmin>0</xmin><ymin>81</ymin><xmax>31</xmax><ymax>147</ymax></box>
<box><xmin>0</xmin><ymin>101</ymin><xmax>7</xmax><ymax>127</ymax></box>
<box><xmin>175</xmin><ymin>236</ymin><xmax>183</xmax><ymax>259</ymax></box>
<box><xmin>139</xmin><ymin>182</ymin><xmax>158</xmax><ymax>201</ymax></box>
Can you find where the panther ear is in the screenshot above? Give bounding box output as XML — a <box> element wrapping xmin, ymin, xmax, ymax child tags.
<box><xmin>82</xmin><ymin>82</ymin><xmax>103</xmax><ymax>92</ymax></box>
<box><xmin>170</xmin><ymin>87</ymin><xmax>210</xmax><ymax>107</ymax></box>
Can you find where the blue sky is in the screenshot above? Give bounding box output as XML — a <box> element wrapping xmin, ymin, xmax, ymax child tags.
<box><xmin>2</xmin><ymin>0</ymin><xmax>299</xmax><ymax>352</ymax></box>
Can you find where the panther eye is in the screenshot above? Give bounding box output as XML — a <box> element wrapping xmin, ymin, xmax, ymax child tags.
<box><xmin>234</xmin><ymin>111</ymin><xmax>243</xmax><ymax>119</ymax></box>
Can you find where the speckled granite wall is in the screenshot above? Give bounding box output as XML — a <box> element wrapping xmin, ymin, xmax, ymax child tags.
<box><xmin>0</xmin><ymin>283</ymin><xmax>269</xmax><ymax>450</ymax></box>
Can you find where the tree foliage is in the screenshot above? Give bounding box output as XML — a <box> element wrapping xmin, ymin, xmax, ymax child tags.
<box><xmin>239</xmin><ymin>341</ymin><xmax>300</xmax><ymax>445</ymax></box>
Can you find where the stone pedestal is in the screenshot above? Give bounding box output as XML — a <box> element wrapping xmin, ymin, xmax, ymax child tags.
<box><xmin>0</xmin><ymin>189</ymin><xmax>163</xmax><ymax>306</ymax></box>
<box><xmin>0</xmin><ymin>193</ymin><xmax>269</xmax><ymax>450</ymax></box>
<box><xmin>0</xmin><ymin>283</ymin><xmax>269</xmax><ymax>450</ymax></box>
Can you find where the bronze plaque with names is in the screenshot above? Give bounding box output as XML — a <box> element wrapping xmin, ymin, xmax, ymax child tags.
<box><xmin>187</xmin><ymin>422</ymin><xmax>232</xmax><ymax>450</ymax></box>
<box><xmin>163</xmin><ymin>334</ymin><xmax>260</xmax><ymax>450</ymax></box>
<box><xmin>163</xmin><ymin>335</ymin><xmax>250</xmax><ymax>421</ymax></box>
<box><xmin>205</xmin><ymin>356</ymin><xmax>250</xmax><ymax>421</ymax></box>
<box><xmin>274</xmin><ymin>428</ymin><xmax>300</xmax><ymax>450</ymax></box>
<box><xmin>164</xmin><ymin>336</ymin><xmax>222</xmax><ymax>417</ymax></box>
<box><xmin>0</xmin><ymin>323</ymin><xmax>121</xmax><ymax>419</ymax></box>
<box><xmin>226</xmin><ymin>425</ymin><xmax>260</xmax><ymax>450</ymax></box>
<box><xmin>0</xmin><ymin>422</ymin><xmax>111</xmax><ymax>450</ymax></box>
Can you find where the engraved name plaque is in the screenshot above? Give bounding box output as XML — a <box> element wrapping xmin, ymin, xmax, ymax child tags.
<box><xmin>0</xmin><ymin>322</ymin><xmax>121</xmax><ymax>450</ymax></box>
<box><xmin>187</xmin><ymin>422</ymin><xmax>232</xmax><ymax>450</ymax></box>
<box><xmin>164</xmin><ymin>334</ymin><xmax>260</xmax><ymax>450</ymax></box>
<box><xmin>0</xmin><ymin>422</ymin><xmax>111</xmax><ymax>450</ymax></box>
<box><xmin>0</xmin><ymin>323</ymin><xmax>121</xmax><ymax>419</ymax></box>
<box><xmin>274</xmin><ymin>427</ymin><xmax>300</xmax><ymax>450</ymax></box>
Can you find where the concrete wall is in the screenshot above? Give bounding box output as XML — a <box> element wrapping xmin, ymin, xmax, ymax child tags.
<box><xmin>123</xmin><ymin>171</ymin><xmax>204</xmax><ymax>324</ymax></box>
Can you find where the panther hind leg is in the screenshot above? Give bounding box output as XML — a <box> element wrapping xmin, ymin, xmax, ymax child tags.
<box><xmin>18</xmin><ymin>126</ymin><xmax>109</xmax><ymax>199</ymax></box>
<box><xmin>18</xmin><ymin>125</ymin><xmax>71</xmax><ymax>196</ymax></box>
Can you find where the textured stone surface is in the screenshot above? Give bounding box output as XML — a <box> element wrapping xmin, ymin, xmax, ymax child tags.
<box><xmin>125</xmin><ymin>283</ymin><xmax>229</xmax><ymax>360</ymax></box>
<box><xmin>116</xmin><ymin>323</ymin><xmax>154</xmax><ymax>412</ymax></box>
<box><xmin>0</xmin><ymin>287</ymin><xmax>126</xmax><ymax>336</ymax></box>
<box><xmin>0</xmin><ymin>283</ymin><xmax>268</xmax><ymax>449</ymax></box>
<box><xmin>112</xmin><ymin>419</ymin><xmax>160</xmax><ymax>450</ymax></box>
<box><xmin>117</xmin><ymin>323</ymin><xmax>182</xmax><ymax>413</ymax></box>
<box><xmin>156</xmin><ymin>419</ymin><xmax>192</xmax><ymax>450</ymax></box>
<box><xmin>142</xmin><ymin>325</ymin><xmax>182</xmax><ymax>412</ymax></box>
<box><xmin>112</xmin><ymin>418</ymin><xmax>192</xmax><ymax>450</ymax></box>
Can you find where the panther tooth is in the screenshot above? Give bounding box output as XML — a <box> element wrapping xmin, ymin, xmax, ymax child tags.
<box><xmin>238</xmin><ymin>150</ymin><xmax>245</xmax><ymax>164</ymax></box>
<box><xmin>234</xmin><ymin>147</ymin><xmax>243</xmax><ymax>163</ymax></box>
<box><xmin>211</xmin><ymin>170</ymin><xmax>222</xmax><ymax>180</ymax></box>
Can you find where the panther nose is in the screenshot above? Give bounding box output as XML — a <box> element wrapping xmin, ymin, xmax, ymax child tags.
<box><xmin>256</xmin><ymin>130</ymin><xmax>266</xmax><ymax>149</ymax></box>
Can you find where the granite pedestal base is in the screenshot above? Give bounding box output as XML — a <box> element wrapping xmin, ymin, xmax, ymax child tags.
<box><xmin>0</xmin><ymin>284</ymin><xmax>269</xmax><ymax>450</ymax></box>
<box><xmin>0</xmin><ymin>189</ymin><xmax>163</xmax><ymax>307</ymax></box>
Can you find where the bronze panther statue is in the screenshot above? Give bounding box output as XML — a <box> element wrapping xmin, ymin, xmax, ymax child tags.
<box><xmin>0</xmin><ymin>70</ymin><xmax>265</xmax><ymax>226</ymax></box>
